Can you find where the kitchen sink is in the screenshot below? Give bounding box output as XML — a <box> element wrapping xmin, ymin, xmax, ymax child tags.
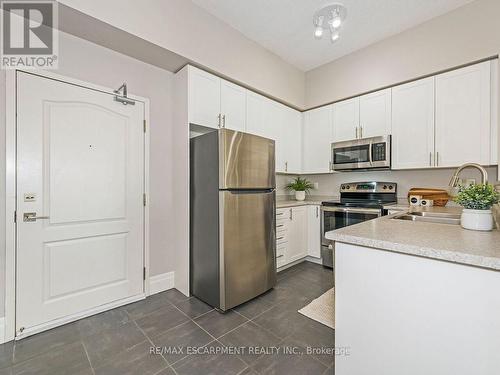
<box><xmin>392</xmin><ymin>211</ymin><xmax>461</xmax><ymax>225</ymax></box>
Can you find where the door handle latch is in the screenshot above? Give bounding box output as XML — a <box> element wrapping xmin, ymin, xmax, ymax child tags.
<box><xmin>23</xmin><ymin>212</ymin><xmax>50</xmax><ymax>222</ymax></box>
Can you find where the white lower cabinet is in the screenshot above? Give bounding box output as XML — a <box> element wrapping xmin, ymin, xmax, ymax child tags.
<box><xmin>276</xmin><ymin>205</ymin><xmax>319</xmax><ymax>269</ymax></box>
<box><xmin>307</xmin><ymin>205</ymin><xmax>321</xmax><ymax>259</ymax></box>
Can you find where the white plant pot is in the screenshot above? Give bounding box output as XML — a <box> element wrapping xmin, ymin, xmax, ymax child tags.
<box><xmin>295</xmin><ymin>191</ymin><xmax>306</xmax><ymax>201</ymax></box>
<box><xmin>460</xmin><ymin>209</ymin><xmax>494</xmax><ymax>231</ymax></box>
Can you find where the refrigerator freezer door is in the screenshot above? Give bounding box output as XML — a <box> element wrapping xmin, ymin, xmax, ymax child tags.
<box><xmin>219</xmin><ymin>129</ymin><xmax>276</xmax><ymax>189</ymax></box>
<box><xmin>220</xmin><ymin>190</ymin><xmax>276</xmax><ymax>310</ymax></box>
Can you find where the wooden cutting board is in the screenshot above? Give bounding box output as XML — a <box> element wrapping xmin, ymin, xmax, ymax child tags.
<box><xmin>407</xmin><ymin>188</ymin><xmax>450</xmax><ymax>207</ymax></box>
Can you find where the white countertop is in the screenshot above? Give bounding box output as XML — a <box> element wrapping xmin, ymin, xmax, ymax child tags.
<box><xmin>276</xmin><ymin>195</ymin><xmax>336</xmax><ymax>208</ymax></box>
<box><xmin>326</xmin><ymin>206</ymin><xmax>500</xmax><ymax>271</ymax></box>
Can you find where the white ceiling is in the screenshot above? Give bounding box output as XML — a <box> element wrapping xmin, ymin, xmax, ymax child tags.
<box><xmin>191</xmin><ymin>0</ymin><xmax>475</xmax><ymax>71</ymax></box>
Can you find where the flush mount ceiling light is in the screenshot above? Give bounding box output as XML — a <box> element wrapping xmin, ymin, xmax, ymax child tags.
<box><xmin>313</xmin><ymin>3</ymin><xmax>347</xmax><ymax>43</ymax></box>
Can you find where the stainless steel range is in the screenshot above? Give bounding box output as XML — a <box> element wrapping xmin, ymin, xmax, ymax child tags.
<box><xmin>321</xmin><ymin>181</ymin><xmax>397</xmax><ymax>268</ymax></box>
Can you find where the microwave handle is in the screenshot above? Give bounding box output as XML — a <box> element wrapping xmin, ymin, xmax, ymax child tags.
<box><xmin>368</xmin><ymin>141</ymin><xmax>373</xmax><ymax>166</ymax></box>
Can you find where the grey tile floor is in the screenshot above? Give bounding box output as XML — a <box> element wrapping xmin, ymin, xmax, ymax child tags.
<box><xmin>0</xmin><ymin>261</ymin><xmax>334</xmax><ymax>375</ymax></box>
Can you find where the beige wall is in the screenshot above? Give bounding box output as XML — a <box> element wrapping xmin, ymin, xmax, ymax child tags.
<box><xmin>0</xmin><ymin>31</ymin><xmax>175</xmax><ymax>317</ymax></box>
<box><xmin>305</xmin><ymin>0</ymin><xmax>500</xmax><ymax>108</ymax></box>
<box><xmin>277</xmin><ymin>168</ymin><xmax>499</xmax><ymax>199</ymax></box>
<box><xmin>58</xmin><ymin>0</ymin><xmax>306</xmax><ymax>108</ymax></box>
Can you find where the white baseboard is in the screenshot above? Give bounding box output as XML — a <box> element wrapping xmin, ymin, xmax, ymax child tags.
<box><xmin>0</xmin><ymin>317</ymin><xmax>5</xmax><ymax>344</ymax></box>
<box><xmin>305</xmin><ymin>256</ymin><xmax>323</xmax><ymax>265</ymax></box>
<box><xmin>149</xmin><ymin>272</ymin><xmax>175</xmax><ymax>295</ymax></box>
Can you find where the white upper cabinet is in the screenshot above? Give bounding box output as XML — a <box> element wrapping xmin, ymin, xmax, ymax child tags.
<box><xmin>303</xmin><ymin>105</ymin><xmax>333</xmax><ymax>174</ymax></box>
<box><xmin>392</xmin><ymin>77</ymin><xmax>435</xmax><ymax>169</ymax></box>
<box><xmin>188</xmin><ymin>67</ymin><xmax>221</xmax><ymax>129</ymax></box>
<box><xmin>359</xmin><ymin>88</ymin><xmax>392</xmax><ymax>138</ymax></box>
<box><xmin>220</xmin><ymin>79</ymin><xmax>247</xmax><ymax>131</ymax></box>
<box><xmin>332</xmin><ymin>97</ymin><xmax>359</xmax><ymax>142</ymax></box>
<box><xmin>246</xmin><ymin>91</ymin><xmax>272</xmax><ymax>138</ymax></box>
<box><xmin>282</xmin><ymin>106</ymin><xmax>302</xmax><ymax>174</ymax></box>
<box><xmin>188</xmin><ymin>66</ymin><xmax>246</xmax><ymax>131</ymax></box>
<box><xmin>435</xmin><ymin>61</ymin><xmax>491</xmax><ymax>167</ymax></box>
<box><xmin>333</xmin><ymin>88</ymin><xmax>392</xmax><ymax>142</ymax></box>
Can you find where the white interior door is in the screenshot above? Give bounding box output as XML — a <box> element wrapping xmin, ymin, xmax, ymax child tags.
<box><xmin>16</xmin><ymin>72</ymin><xmax>145</xmax><ymax>335</ymax></box>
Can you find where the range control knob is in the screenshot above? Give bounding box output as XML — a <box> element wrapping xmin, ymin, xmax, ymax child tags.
<box><xmin>341</xmin><ymin>185</ymin><xmax>345</xmax><ymax>190</ymax></box>
<box><xmin>389</xmin><ymin>185</ymin><xmax>394</xmax><ymax>190</ymax></box>
<box><xmin>346</xmin><ymin>185</ymin><xmax>350</xmax><ymax>189</ymax></box>
<box><xmin>383</xmin><ymin>185</ymin><xmax>387</xmax><ymax>190</ymax></box>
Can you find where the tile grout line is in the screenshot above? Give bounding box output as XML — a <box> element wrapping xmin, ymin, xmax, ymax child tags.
<box><xmin>131</xmin><ymin>320</ymin><xmax>172</xmax><ymax>371</ymax></box>
<box><xmin>80</xmin><ymin>340</ymin><xmax>96</xmax><ymax>375</ymax></box>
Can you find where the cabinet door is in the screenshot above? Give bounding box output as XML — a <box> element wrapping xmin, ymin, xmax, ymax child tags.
<box><xmin>333</xmin><ymin>98</ymin><xmax>359</xmax><ymax>142</ymax></box>
<box><xmin>283</xmin><ymin>107</ymin><xmax>302</xmax><ymax>174</ymax></box>
<box><xmin>220</xmin><ymin>79</ymin><xmax>246</xmax><ymax>132</ymax></box>
<box><xmin>392</xmin><ymin>77</ymin><xmax>435</xmax><ymax>169</ymax></box>
<box><xmin>268</xmin><ymin>101</ymin><xmax>286</xmax><ymax>173</ymax></box>
<box><xmin>188</xmin><ymin>67</ymin><xmax>221</xmax><ymax>128</ymax></box>
<box><xmin>287</xmin><ymin>207</ymin><xmax>308</xmax><ymax>263</ymax></box>
<box><xmin>246</xmin><ymin>91</ymin><xmax>273</xmax><ymax>139</ymax></box>
<box><xmin>435</xmin><ymin>61</ymin><xmax>491</xmax><ymax>167</ymax></box>
<box><xmin>307</xmin><ymin>205</ymin><xmax>321</xmax><ymax>258</ymax></box>
<box><xmin>359</xmin><ymin>88</ymin><xmax>392</xmax><ymax>138</ymax></box>
<box><xmin>303</xmin><ymin>105</ymin><xmax>333</xmax><ymax>174</ymax></box>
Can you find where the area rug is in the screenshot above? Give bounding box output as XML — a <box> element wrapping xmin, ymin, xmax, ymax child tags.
<box><xmin>298</xmin><ymin>288</ymin><xmax>335</xmax><ymax>329</ymax></box>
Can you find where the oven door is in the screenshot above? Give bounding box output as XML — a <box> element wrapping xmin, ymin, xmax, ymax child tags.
<box><xmin>321</xmin><ymin>206</ymin><xmax>382</xmax><ymax>245</ymax></box>
<box><xmin>332</xmin><ymin>135</ymin><xmax>391</xmax><ymax>170</ymax></box>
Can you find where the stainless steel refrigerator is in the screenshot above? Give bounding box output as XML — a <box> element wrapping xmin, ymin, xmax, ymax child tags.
<box><xmin>190</xmin><ymin>128</ymin><xmax>277</xmax><ymax>311</ymax></box>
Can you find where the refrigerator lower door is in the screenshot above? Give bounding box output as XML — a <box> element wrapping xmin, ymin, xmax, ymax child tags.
<box><xmin>219</xmin><ymin>129</ymin><xmax>276</xmax><ymax>190</ymax></box>
<box><xmin>220</xmin><ymin>190</ymin><xmax>276</xmax><ymax>310</ymax></box>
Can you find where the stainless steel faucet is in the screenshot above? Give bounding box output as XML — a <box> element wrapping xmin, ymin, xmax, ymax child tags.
<box><xmin>448</xmin><ymin>163</ymin><xmax>489</xmax><ymax>188</ymax></box>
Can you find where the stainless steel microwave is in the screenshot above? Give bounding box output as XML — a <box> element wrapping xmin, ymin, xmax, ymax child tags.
<box><xmin>331</xmin><ymin>135</ymin><xmax>391</xmax><ymax>171</ymax></box>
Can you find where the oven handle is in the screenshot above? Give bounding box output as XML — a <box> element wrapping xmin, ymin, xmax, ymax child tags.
<box><xmin>321</xmin><ymin>206</ymin><xmax>382</xmax><ymax>215</ymax></box>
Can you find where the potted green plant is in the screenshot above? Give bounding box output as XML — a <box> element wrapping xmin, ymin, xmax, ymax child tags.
<box><xmin>454</xmin><ymin>183</ymin><xmax>499</xmax><ymax>231</ymax></box>
<box><xmin>285</xmin><ymin>177</ymin><xmax>314</xmax><ymax>201</ymax></box>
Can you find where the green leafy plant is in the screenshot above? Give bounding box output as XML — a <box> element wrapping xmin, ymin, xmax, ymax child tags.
<box><xmin>285</xmin><ymin>177</ymin><xmax>314</xmax><ymax>194</ymax></box>
<box><xmin>454</xmin><ymin>183</ymin><xmax>499</xmax><ymax>210</ymax></box>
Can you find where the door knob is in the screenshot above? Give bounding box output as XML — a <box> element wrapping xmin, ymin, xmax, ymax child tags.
<box><xmin>23</xmin><ymin>212</ymin><xmax>50</xmax><ymax>222</ymax></box>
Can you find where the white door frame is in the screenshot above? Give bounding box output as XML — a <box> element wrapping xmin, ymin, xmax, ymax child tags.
<box><xmin>4</xmin><ymin>69</ymin><xmax>151</xmax><ymax>342</ymax></box>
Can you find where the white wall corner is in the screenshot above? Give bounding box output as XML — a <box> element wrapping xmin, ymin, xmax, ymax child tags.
<box><xmin>0</xmin><ymin>317</ymin><xmax>6</xmax><ymax>344</ymax></box>
<box><xmin>149</xmin><ymin>272</ymin><xmax>175</xmax><ymax>295</ymax></box>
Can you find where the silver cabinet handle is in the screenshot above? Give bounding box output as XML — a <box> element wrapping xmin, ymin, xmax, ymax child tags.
<box><xmin>276</xmin><ymin>224</ymin><xmax>284</xmax><ymax>228</ymax></box>
<box><xmin>289</xmin><ymin>208</ymin><xmax>293</xmax><ymax>220</ymax></box>
<box><xmin>355</xmin><ymin>127</ymin><xmax>358</xmax><ymax>139</ymax></box>
<box><xmin>23</xmin><ymin>212</ymin><xmax>50</xmax><ymax>222</ymax></box>
<box><xmin>329</xmin><ymin>161</ymin><xmax>333</xmax><ymax>172</ymax></box>
<box><xmin>276</xmin><ymin>255</ymin><xmax>284</xmax><ymax>259</ymax></box>
<box><xmin>222</xmin><ymin>114</ymin><xmax>226</xmax><ymax>128</ymax></box>
<box><xmin>277</xmin><ymin>236</ymin><xmax>284</xmax><ymax>240</ymax></box>
<box><xmin>368</xmin><ymin>141</ymin><xmax>373</xmax><ymax>166</ymax></box>
<box><xmin>285</xmin><ymin>161</ymin><xmax>288</xmax><ymax>172</ymax></box>
<box><xmin>316</xmin><ymin>207</ymin><xmax>319</xmax><ymax>218</ymax></box>
<box><xmin>429</xmin><ymin>152</ymin><xmax>432</xmax><ymax>166</ymax></box>
<box><xmin>217</xmin><ymin>113</ymin><xmax>222</xmax><ymax>128</ymax></box>
<box><xmin>436</xmin><ymin>152</ymin><xmax>439</xmax><ymax>166</ymax></box>
<box><xmin>360</xmin><ymin>126</ymin><xmax>363</xmax><ymax>138</ymax></box>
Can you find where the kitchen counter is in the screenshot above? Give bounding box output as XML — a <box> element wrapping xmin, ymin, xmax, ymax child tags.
<box><xmin>276</xmin><ymin>195</ymin><xmax>336</xmax><ymax>208</ymax></box>
<box><xmin>326</xmin><ymin>206</ymin><xmax>500</xmax><ymax>271</ymax></box>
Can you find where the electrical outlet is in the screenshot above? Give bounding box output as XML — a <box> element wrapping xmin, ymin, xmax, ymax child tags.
<box><xmin>313</xmin><ymin>182</ymin><xmax>319</xmax><ymax>189</ymax></box>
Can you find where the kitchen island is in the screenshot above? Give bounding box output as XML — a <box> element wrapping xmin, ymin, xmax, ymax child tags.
<box><xmin>326</xmin><ymin>208</ymin><xmax>500</xmax><ymax>375</ymax></box>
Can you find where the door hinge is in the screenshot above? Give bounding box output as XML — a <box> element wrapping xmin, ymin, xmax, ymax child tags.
<box><xmin>143</xmin><ymin>193</ymin><xmax>147</xmax><ymax>206</ymax></box>
<box><xmin>143</xmin><ymin>267</ymin><xmax>146</xmax><ymax>280</ymax></box>
<box><xmin>14</xmin><ymin>210</ymin><xmax>17</xmax><ymax>223</ymax></box>
<box><xmin>143</xmin><ymin>119</ymin><xmax>146</xmax><ymax>133</ymax></box>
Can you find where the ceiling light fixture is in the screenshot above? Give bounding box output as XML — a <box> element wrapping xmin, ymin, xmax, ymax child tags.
<box><xmin>313</xmin><ymin>3</ymin><xmax>347</xmax><ymax>43</ymax></box>
<box><xmin>314</xmin><ymin>15</ymin><xmax>324</xmax><ymax>39</ymax></box>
